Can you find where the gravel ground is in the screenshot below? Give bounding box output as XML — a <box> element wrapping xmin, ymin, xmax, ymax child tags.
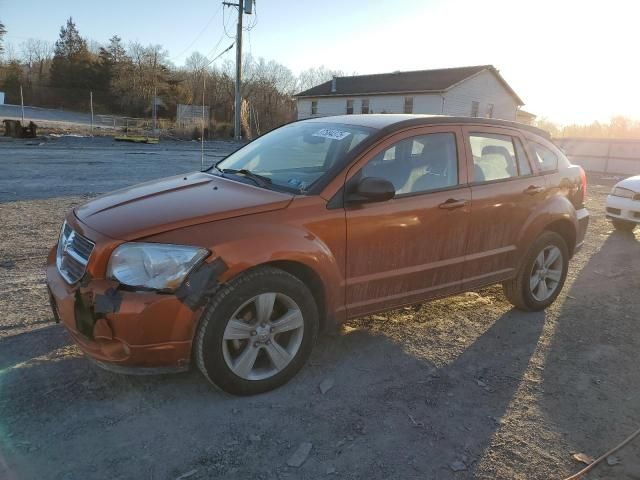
<box><xmin>0</xmin><ymin>145</ymin><xmax>639</xmax><ymax>480</ymax></box>
<box><xmin>0</xmin><ymin>135</ymin><xmax>241</xmax><ymax>202</ymax></box>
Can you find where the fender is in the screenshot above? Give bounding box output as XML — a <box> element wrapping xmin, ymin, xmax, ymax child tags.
<box><xmin>516</xmin><ymin>194</ymin><xmax>578</xmax><ymax>258</ymax></box>
<box><xmin>142</xmin><ymin>196</ymin><xmax>347</xmax><ymax>322</ymax></box>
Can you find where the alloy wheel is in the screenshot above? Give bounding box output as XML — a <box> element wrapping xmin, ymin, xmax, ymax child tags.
<box><xmin>222</xmin><ymin>292</ymin><xmax>304</xmax><ymax>380</ymax></box>
<box><xmin>529</xmin><ymin>245</ymin><xmax>563</xmax><ymax>301</ymax></box>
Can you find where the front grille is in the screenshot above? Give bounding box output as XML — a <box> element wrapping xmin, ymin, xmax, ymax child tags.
<box><xmin>606</xmin><ymin>207</ymin><xmax>621</xmax><ymax>215</ymax></box>
<box><xmin>56</xmin><ymin>222</ymin><xmax>95</xmax><ymax>284</ymax></box>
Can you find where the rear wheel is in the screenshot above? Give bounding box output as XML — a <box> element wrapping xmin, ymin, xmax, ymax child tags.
<box><xmin>194</xmin><ymin>266</ymin><xmax>319</xmax><ymax>395</ymax></box>
<box><xmin>503</xmin><ymin>231</ymin><xmax>569</xmax><ymax>311</ymax></box>
<box><xmin>611</xmin><ymin>219</ymin><xmax>637</xmax><ymax>232</ymax></box>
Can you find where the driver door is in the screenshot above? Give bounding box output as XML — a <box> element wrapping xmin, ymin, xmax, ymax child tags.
<box><xmin>344</xmin><ymin>126</ymin><xmax>471</xmax><ymax>317</ymax></box>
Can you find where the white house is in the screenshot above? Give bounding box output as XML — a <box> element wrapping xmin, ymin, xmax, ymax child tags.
<box><xmin>294</xmin><ymin>65</ymin><xmax>524</xmax><ymax>121</ymax></box>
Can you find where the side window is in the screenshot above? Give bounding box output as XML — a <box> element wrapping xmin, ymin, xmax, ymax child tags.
<box><xmin>531</xmin><ymin>142</ymin><xmax>559</xmax><ymax>172</ymax></box>
<box><xmin>361</xmin><ymin>99</ymin><xmax>370</xmax><ymax>114</ymax></box>
<box><xmin>346</xmin><ymin>99</ymin><xmax>354</xmax><ymax>115</ymax></box>
<box><xmin>361</xmin><ymin>133</ymin><xmax>458</xmax><ymax>195</ymax></box>
<box><xmin>514</xmin><ymin>138</ymin><xmax>532</xmax><ymax>176</ymax></box>
<box><xmin>311</xmin><ymin>100</ymin><xmax>318</xmax><ymax>115</ymax></box>
<box><xmin>404</xmin><ymin>97</ymin><xmax>414</xmax><ymax>114</ymax></box>
<box><xmin>486</xmin><ymin>103</ymin><xmax>494</xmax><ymax>118</ymax></box>
<box><xmin>470</xmin><ymin>133</ymin><xmax>518</xmax><ymax>182</ymax></box>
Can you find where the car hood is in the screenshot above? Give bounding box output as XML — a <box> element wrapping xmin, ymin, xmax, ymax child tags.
<box><xmin>616</xmin><ymin>174</ymin><xmax>640</xmax><ymax>192</ymax></box>
<box><xmin>75</xmin><ymin>172</ymin><xmax>294</xmax><ymax>240</ymax></box>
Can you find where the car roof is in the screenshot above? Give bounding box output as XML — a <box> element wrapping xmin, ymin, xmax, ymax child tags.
<box><xmin>303</xmin><ymin>114</ymin><xmax>550</xmax><ymax>139</ymax></box>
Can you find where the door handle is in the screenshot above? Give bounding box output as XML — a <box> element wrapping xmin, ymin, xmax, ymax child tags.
<box><xmin>524</xmin><ymin>185</ymin><xmax>544</xmax><ymax>195</ymax></box>
<box><xmin>438</xmin><ymin>198</ymin><xmax>468</xmax><ymax>210</ymax></box>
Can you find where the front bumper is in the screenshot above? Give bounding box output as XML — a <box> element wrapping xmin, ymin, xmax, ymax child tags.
<box><xmin>46</xmin><ymin>246</ymin><xmax>199</xmax><ymax>372</ymax></box>
<box><xmin>606</xmin><ymin>195</ymin><xmax>640</xmax><ymax>224</ymax></box>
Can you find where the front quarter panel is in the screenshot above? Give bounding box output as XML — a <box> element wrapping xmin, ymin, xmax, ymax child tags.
<box><xmin>141</xmin><ymin>195</ymin><xmax>347</xmax><ymax>322</ymax></box>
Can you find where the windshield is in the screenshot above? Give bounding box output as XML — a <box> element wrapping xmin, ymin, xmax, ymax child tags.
<box><xmin>213</xmin><ymin>122</ymin><xmax>374</xmax><ymax>193</ymax></box>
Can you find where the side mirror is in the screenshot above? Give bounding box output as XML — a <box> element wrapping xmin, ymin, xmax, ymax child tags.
<box><xmin>346</xmin><ymin>176</ymin><xmax>395</xmax><ymax>204</ymax></box>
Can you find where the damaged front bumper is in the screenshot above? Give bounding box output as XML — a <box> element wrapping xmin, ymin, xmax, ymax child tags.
<box><xmin>46</xmin><ymin>237</ymin><xmax>225</xmax><ymax>374</ymax></box>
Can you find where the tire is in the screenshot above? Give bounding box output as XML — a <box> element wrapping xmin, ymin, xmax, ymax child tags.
<box><xmin>194</xmin><ymin>266</ymin><xmax>319</xmax><ymax>395</ymax></box>
<box><xmin>612</xmin><ymin>219</ymin><xmax>637</xmax><ymax>232</ymax></box>
<box><xmin>502</xmin><ymin>231</ymin><xmax>569</xmax><ymax>312</ymax></box>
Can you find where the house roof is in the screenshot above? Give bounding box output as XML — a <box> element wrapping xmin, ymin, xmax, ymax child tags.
<box><xmin>294</xmin><ymin>65</ymin><xmax>524</xmax><ymax>105</ymax></box>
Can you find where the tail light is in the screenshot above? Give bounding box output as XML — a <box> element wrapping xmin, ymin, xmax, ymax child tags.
<box><xmin>579</xmin><ymin>167</ymin><xmax>587</xmax><ymax>206</ymax></box>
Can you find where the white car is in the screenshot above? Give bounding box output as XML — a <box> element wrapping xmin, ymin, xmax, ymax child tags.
<box><xmin>606</xmin><ymin>174</ymin><xmax>640</xmax><ymax>232</ymax></box>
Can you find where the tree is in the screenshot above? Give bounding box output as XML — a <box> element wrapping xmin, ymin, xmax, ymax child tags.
<box><xmin>0</xmin><ymin>21</ymin><xmax>6</xmax><ymax>57</ymax></box>
<box><xmin>50</xmin><ymin>17</ymin><xmax>93</xmax><ymax>90</ymax></box>
<box><xmin>21</xmin><ymin>39</ymin><xmax>54</xmax><ymax>83</ymax></box>
<box><xmin>96</xmin><ymin>35</ymin><xmax>130</xmax><ymax>96</ymax></box>
<box><xmin>0</xmin><ymin>60</ymin><xmax>24</xmax><ymax>103</ymax></box>
<box><xmin>296</xmin><ymin>66</ymin><xmax>345</xmax><ymax>93</ymax></box>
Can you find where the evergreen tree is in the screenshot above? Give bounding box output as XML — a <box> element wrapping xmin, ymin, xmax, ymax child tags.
<box><xmin>50</xmin><ymin>17</ymin><xmax>93</xmax><ymax>89</ymax></box>
<box><xmin>0</xmin><ymin>21</ymin><xmax>6</xmax><ymax>56</ymax></box>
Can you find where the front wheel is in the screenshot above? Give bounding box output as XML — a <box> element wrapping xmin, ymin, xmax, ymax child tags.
<box><xmin>194</xmin><ymin>266</ymin><xmax>319</xmax><ymax>395</ymax></box>
<box><xmin>503</xmin><ymin>231</ymin><xmax>569</xmax><ymax>311</ymax></box>
<box><xmin>611</xmin><ymin>219</ymin><xmax>637</xmax><ymax>232</ymax></box>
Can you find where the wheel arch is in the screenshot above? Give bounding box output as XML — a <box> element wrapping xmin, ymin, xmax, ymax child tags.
<box><xmin>517</xmin><ymin>196</ymin><xmax>580</xmax><ymax>259</ymax></box>
<box><xmin>544</xmin><ymin>219</ymin><xmax>577</xmax><ymax>257</ymax></box>
<box><xmin>262</xmin><ymin>260</ymin><xmax>329</xmax><ymax>332</ymax></box>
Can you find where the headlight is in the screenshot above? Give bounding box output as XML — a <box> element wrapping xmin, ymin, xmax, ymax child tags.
<box><xmin>107</xmin><ymin>243</ymin><xmax>209</xmax><ymax>291</ymax></box>
<box><xmin>611</xmin><ymin>186</ymin><xmax>636</xmax><ymax>199</ymax></box>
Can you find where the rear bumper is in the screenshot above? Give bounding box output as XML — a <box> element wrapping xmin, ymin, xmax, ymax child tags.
<box><xmin>574</xmin><ymin>208</ymin><xmax>590</xmax><ymax>253</ymax></box>
<box><xmin>606</xmin><ymin>195</ymin><xmax>640</xmax><ymax>224</ymax></box>
<box><xmin>46</xmin><ymin>246</ymin><xmax>199</xmax><ymax>372</ymax></box>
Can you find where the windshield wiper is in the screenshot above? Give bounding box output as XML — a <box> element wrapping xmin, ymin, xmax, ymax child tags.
<box><xmin>220</xmin><ymin>168</ymin><xmax>272</xmax><ymax>188</ymax></box>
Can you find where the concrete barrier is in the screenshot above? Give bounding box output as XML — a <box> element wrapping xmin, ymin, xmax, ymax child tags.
<box><xmin>555</xmin><ymin>138</ymin><xmax>640</xmax><ymax>175</ymax></box>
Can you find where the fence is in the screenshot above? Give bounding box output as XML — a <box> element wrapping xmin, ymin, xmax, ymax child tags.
<box><xmin>555</xmin><ymin>138</ymin><xmax>640</xmax><ymax>175</ymax></box>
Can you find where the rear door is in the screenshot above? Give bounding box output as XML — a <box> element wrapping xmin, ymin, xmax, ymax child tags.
<box><xmin>344</xmin><ymin>126</ymin><xmax>471</xmax><ymax>317</ymax></box>
<box><xmin>461</xmin><ymin>126</ymin><xmax>544</xmax><ymax>289</ymax></box>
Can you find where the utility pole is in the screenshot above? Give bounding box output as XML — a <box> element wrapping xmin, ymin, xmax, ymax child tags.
<box><xmin>90</xmin><ymin>91</ymin><xmax>94</xmax><ymax>136</ymax></box>
<box><xmin>152</xmin><ymin>86</ymin><xmax>157</xmax><ymax>132</ymax></box>
<box><xmin>223</xmin><ymin>0</ymin><xmax>252</xmax><ymax>140</ymax></box>
<box><xmin>19</xmin><ymin>85</ymin><xmax>25</xmax><ymax>123</ymax></box>
<box><xmin>234</xmin><ymin>0</ymin><xmax>243</xmax><ymax>140</ymax></box>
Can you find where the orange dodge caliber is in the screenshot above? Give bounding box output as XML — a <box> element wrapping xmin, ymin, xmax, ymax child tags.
<box><xmin>47</xmin><ymin>115</ymin><xmax>589</xmax><ymax>395</ymax></box>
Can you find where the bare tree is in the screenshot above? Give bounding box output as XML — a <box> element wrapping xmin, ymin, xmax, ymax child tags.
<box><xmin>296</xmin><ymin>66</ymin><xmax>346</xmax><ymax>93</ymax></box>
<box><xmin>21</xmin><ymin>39</ymin><xmax>54</xmax><ymax>83</ymax></box>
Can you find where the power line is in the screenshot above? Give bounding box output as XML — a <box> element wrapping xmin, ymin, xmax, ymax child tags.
<box><xmin>222</xmin><ymin>5</ymin><xmax>237</xmax><ymax>39</ymax></box>
<box><xmin>244</xmin><ymin>1</ymin><xmax>258</xmax><ymax>31</ymax></box>
<box><xmin>171</xmin><ymin>4</ymin><xmax>224</xmax><ymax>62</ymax></box>
<box><xmin>202</xmin><ymin>42</ymin><xmax>234</xmax><ymax>69</ymax></box>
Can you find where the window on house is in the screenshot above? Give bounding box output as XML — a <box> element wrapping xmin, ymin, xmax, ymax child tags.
<box><xmin>486</xmin><ymin>103</ymin><xmax>494</xmax><ymax>118</ymax></box>
<box><xmin>311</xmin><ymin>100</ymin><xmax>318</xmax><ymax>115</ymax></box>
<box><xmin>531</xmin><ymin>142</ymin><xmax>559</xmax><ymax>172</ymax></box>
<box><xmin>404</xmin><ymin>97</ymin><xmax>414</xmax><ymax>114</ymax></box>
<box><xmin>471</xmin><ymin>101</ymin><xmax>480</xmax><ymax>117</ymax></box>
<box><xmin>361</xmin><ymin>99</ymin><xmax>370</xmax><ymax>114</ymax></box>
<box><xmin>346</xmin><ymin>100</ymin><xmax>354</xmax><ymax>115</ymax></box>
<box><xmin>361</xmin><ymin>133</ymin><xmax>458</xmax><ymax>195</ymax></box>
<box><xmin>470</xmin><ymin>133</ymin><xmax>519</xmax><ymax>182</ymax></box>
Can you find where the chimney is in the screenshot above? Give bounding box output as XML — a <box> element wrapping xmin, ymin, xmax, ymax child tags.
<box><xmin>331</xmin><ymin>76</ymin><xmax>337</xmax><ymax>93</ymax></box>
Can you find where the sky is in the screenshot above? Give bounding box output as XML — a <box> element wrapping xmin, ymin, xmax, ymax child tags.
<box><xmin>1</xmin><ymin>0</ymin><xmax>639</xmax><ymax>124</ymax></box>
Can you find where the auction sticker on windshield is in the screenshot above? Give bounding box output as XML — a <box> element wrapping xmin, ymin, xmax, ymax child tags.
<box><xmin>312</xmin><ymin>128</ymin><xmax>351</xmax><ymax>140</ymax></box>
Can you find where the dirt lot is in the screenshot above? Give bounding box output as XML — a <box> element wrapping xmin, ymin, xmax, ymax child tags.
<box><xmin>0</xmin><ymin>149</ymin><xmax>639</xmax><ymax>479</ymax></box>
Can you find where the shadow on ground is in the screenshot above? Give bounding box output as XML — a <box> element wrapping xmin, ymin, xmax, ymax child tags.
<box><xmin>0</xmin><ymin>304</ymin><xmax>544</xmax><ymax>479</ymax></box>
<box><xmin>541</xmin><ymin>229</ymin><xmax>640</xmax><ymax>479</ymax></box>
